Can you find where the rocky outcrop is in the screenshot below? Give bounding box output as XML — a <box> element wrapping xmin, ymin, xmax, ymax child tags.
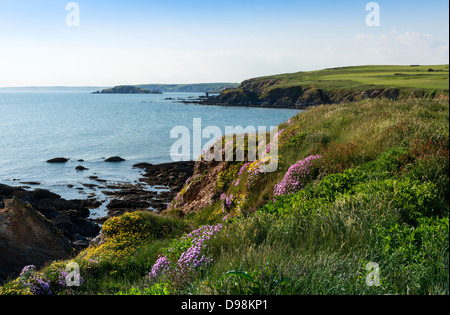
<box><xmin>0</xmin><ymin>198</ymin><xmax>72</xmax><ymax>284</ymax></box>
<box><xmin>202</xmin><ymin>86</ymin><xmax>389</xmax><ymax>109</ymax></box>
<box><xmin>198</xmin><ymin>80</ymin><xmax>448</xmax><ymax>109</ymax></box>
<box><xmin>47</xmin><ymin>157</ymin><xmax>69</xmax><ymax>163</ymax></box>
<box><xmin>135</xmin><ymin>162</ymin><xmax>196</xmax><ymax>191</ymax></box>
<box><xmin>0</xmin><ymin>184</ymin><xmax>100</xmax><ymax>249</ymax></box>
<box><xmin>88</xmin><ymin>161</ymin><xmax>195</xmax><ymax>220</ymax></box>
<box><xmin>105</xmin><ymin>156</ymin><xmax>126</xmax><ymax>162</ymax></box>
<box><xmin>175</xmin><ymin>160</ymin><xmax>227</xmax><ymax>214</ymax></box>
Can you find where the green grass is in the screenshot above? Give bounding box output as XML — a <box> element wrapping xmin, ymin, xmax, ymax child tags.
<box><xmin>1</xmin><ymin>97</ymin><xmax>448</xmax><ymax>296</ymax></box>
<box><xmin>182</xmin><ymin>97</ymin><xmax>449</xmax><ymax>295</ymax></box>
<box><xmin>241</xmin><ymin>65</ymin><xmax>449</xmax><ymax>95</ymax></box>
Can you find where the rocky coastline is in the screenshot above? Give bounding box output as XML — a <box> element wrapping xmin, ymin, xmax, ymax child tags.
<box><xmin>180</xmin><ymin>84</ymin><xmax>448</xmax><ymax>110</ymax></box>
<box><xmin>98</xmin><ymin>161</ymin><xmax>194</xmax><ymax>221</ymax></box>
<box><xmin>0</xmin><ymin>160</ymin><xmax>194</xmax><ymax>284</ymax></box>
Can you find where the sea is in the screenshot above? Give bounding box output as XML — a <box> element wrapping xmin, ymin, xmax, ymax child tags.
<box><xmin>0</xmin><ymin>92</ymin><xmax>300</xmax><ymax>216</ymax></box>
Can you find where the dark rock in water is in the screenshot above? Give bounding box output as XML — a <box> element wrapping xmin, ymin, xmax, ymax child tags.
<box><xmin>140</xmin><ymin>161</ymin><xmax>195</xmax><ymax>191</ymax></box>
<box><xmin>89</xmin><ymin>176</ymin><xmax>107</xmax><ymax>183</ymax></box>
<box><xmin>82</xmin><ymin>183</ymin><xmax>98</xmax><ymax>189</ymax></box>
<box><xmin>19</xmin><ymin>182</ymin><xmax>41</xmax><ymax>186</ymax></box>
<box><xmin>0</xmin><ymin>198</ymin><xmax>72</xmax><ymax>285</ymax></box>
<box><xmin>76</xmin><ymin>165</ymin><xmax>89</xmax><ymax>171</ymax></box>
<box><xmin>47</xmin><ymin>158</ymin><xmax>69</xmax><ymax>163</ymax></box>
<box><xmin>32</xmin><ymin>188</ymin><xmax>61</xmax><ymax>201</ymax></box>
<box><xmin>105</xmin><ymin>156</ymin><xmax>126</xmax><ymax>162</ymax></box>
<box><xmin>133</xmin><ymin>162</ymin><xmax>154</xmax><ymax>169</ymax></box>
<box><xmin>99</xmin><ymin>161</ymin><xmax>195</xmax><ymax>216</ymax></box>
<box><xmin>107</xmin><ymin>199</ymin><xmax>151</xmax><ymax>211</ymax></box>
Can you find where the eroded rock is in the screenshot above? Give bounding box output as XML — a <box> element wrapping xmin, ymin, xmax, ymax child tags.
<box><xmin>0</xmin><ymin>198</ymin><xmax>72</xmax><ymax>284</ymax></box>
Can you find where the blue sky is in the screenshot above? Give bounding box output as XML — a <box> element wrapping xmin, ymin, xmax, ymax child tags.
<box><xmin>0</xmin><ymin>0</ymin><xmax>448</xmax><ymax>86</ymax></box>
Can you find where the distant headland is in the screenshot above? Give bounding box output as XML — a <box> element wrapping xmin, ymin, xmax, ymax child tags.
<box><xmin>92</xmin><ymin>83</ymin><xmax>239</xmax><ymax>94</ymax></box>
<box><xmin>92</xmin><ymin>85</ymin><xmax>163</xmax><ymax>94</ymax></box>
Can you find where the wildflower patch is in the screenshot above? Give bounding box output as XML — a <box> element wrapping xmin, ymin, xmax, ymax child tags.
<box><xmin>274</xmin><ymin>155</ymin><xmax>322</xmax><ymax>197</ymax></box>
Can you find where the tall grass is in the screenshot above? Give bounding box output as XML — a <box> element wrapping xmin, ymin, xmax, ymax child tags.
<box><xmin>185</xmin><ymin>98</ymin><xmax>449</xmax><ymax>295</ymax></box>
<box><xmin>2</xmin><ymin>98</ymin><xmax>447</xmax><ymax>295</ymax></box>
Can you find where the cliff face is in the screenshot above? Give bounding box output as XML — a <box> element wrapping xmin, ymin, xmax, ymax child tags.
<box><xmin>0</xmin><ymin>184</ymin><xmax>101</xmax><ymax>252</ymax></box>
<box><xmin>0</xmin><ymin>199</ymin><xmax>72</xmax><ymax>284</ymax></box>
<box><xmin>211</xmin><ymin>84</ymin><xmax>447</xmax><ymax>109</ymax></box>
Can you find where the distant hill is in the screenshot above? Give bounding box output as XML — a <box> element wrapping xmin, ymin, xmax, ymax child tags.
<box><xmin>208</xmin><ymin>65</ymin><xmax>449</xmax><ymax>108</ymax></box>
<box><xmin>136</xmin><ymin>83</ymin><xmax>239</xmax><ymax>93</ymax></box>
<box><xmin>92</xmin><ymin>85</ymin><xmax>162</xmax><ymax>94</ymax></box>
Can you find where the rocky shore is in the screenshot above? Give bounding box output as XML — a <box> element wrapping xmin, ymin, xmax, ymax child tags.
<box><xmin>183</xmin><ymin>87</ymin><xmax>408</xmax><ymax>109</ymax></box>
<box><xmin>0</xmin><ymin>184</ymin><xmax>101</xmax><ymax>283</ymax></box>
<box><xmin>0</xmin><ymin>160</ymin><xmax>194</xmax><ymax>283</ymax></box>
<box><xmin>97</xmin><ymin>161</ymin><xmax>195</xmax><ymax>222</ymax></box>
<box><xmin>180</xmin><ymin>82</ymin><xmax>448</xmax><ymax>110</ymax></box>
<box><xmin>0</xmin><ymin>184</ymin><xmax>101</xmax><ymax>248</ymax></box>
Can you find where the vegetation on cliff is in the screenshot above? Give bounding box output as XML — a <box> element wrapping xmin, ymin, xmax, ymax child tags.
<box><xmin>2</xmin><ymin>96</ymin><xmax>447</xmax><ymax>296</ymax></box>
<box><xmin>211</xmin><ymin>65</ymin><xmax>449</xmax><ymax>108</ymax></box>
<box><xmin>1</xmin><ymin>64</ymin><xmax>449</xmax><ymax>295</ymax></box>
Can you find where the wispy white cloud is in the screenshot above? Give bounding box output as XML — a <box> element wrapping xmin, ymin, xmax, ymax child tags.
<box><xmin>354</xmin><ymin>30</ymin><xmax>449</xmax><ymax>64</ymax></box>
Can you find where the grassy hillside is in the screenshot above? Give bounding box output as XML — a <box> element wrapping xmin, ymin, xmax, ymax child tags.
<box><xmin>212</xmin><ymin>65</ymin><xmax>449</xmax><ymax>108</ymax></box>
<box><xmin>2</xmin><ymin>96</ymin><xmax>447</xmax><ymax>296</ymax></box>
<box><xmin>249</xmin><ymin>65</ymin><xmax>449</xmax><ymax>92</ymax></box>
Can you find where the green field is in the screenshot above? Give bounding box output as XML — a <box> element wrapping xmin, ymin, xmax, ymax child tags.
<box><xmin>247</xmin><ymin>64</ymin><xmax>449</xmax><ymax>93</ymax></box>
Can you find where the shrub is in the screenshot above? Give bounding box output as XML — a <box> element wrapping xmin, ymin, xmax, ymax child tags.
<box><xmin>376</xmin><ymin>217</ymin><xmax>449</xmax><ymax>266</ymax></box>
<box><xmin>103</xmin><ymin>211</ymin><xmax>190</xmax><ymax>242</ymax></box>
<box><xmin>75</xmin><ymin>211</ymin><xmax>191</xmax><ymax>286</ymax></box>
<box><xmin>213</xmin><ymin>263</ymin><xmax>289</xmax><ymax>295</ymax></box>
<box><xmin>220</xmin><ymin>193</ymin><xmax>247</xmax><ymax>216</ymax></box>
<box><xmin>0</xmin><ymin>278</ymin><xmax>32</xmax><ymax>296</ymax></box>
<box><xmin>15</xmin><ymin>266</ymin><xmax>52</xmax><ymax>295</ymax></box>
<box><xmin>349</xmin><ymin>179</ymin><xmax>443</xmax><ymax>225</ymax></box>
<box><xmin>360</xmin><ymin>146</ymin><xmax>410</xmax><ymax>174</ymax></box>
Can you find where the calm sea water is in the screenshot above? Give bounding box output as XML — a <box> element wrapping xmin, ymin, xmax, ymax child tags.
<box><xmin>0</xmin><ymin>92</ymin><xmax>299</xmax><ymax>204</ymax></box>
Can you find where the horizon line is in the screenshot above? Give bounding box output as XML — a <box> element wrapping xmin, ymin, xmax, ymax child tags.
<box><xmin>0</xmin><ymin>82</ymin><xmax>241</xmax><ymax>89</ymax></box>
